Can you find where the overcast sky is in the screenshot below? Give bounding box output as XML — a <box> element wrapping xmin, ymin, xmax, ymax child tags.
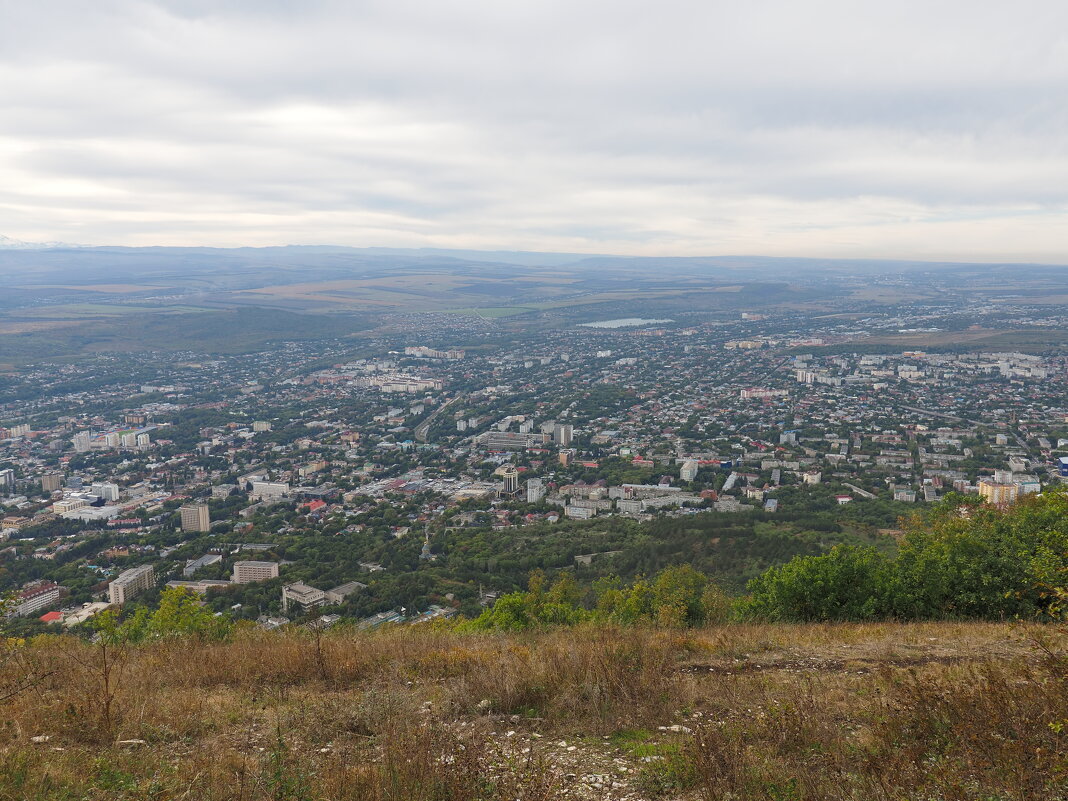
<box><xmin>2</xmin><ymin>0</ymin><xmax>1068</xmax><ymax>261</ymax></box>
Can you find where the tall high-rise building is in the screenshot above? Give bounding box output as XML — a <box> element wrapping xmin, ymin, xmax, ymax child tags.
<box><xmin>72</xmin><ymin>431</ymin><xmax>91</xmax><ymax>453</ymax></box>
<box><xmin>978</xmin><ymin>480</ymin><xmax>1018</xmax><ymax>506</ymax></box>
<box><xmin>91</xmin><ymin>482</ymin><xmax>121</xmax><ymax>502</ymax></box>
<box><xmin>526</xmin><ymin>478</ymin><xmax>545</xmax><ymax>503</ymax></box>
<box><xmin>680</xmin><ymin>460</ymin><xmax>699</xmax><ymax>482</ymax></box>
<box><xmin>553</xmin><ymin>423</ymin><xmax>573</xmax><ymax>447</ymax></box>
<box><xmin>41</xmin><ymin>473</ymin><xmax>63</xmax><ymax>493</ymax></box>
<box><xmin>500</xmin><ymin>465</ymin><xmax>519</xmax><ymax>495</ymax></box>
<box><xmin>109</xmin><ymin>565</ymin><xmax>156</xmax><ymax>605</ymax></box>
<box><xmin>180</xmin><ymin>503</ymin><xmax>211</xmax><ymax>532</ymax></box>
<box><xmin>0</xmin><ymin>469</ymin><xmax>14</xmax><ymax>493</ymax></box>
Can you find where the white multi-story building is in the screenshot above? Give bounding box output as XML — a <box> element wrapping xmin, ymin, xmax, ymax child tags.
<box><xmin>91</xmin><ymin>482</ymin><xmax>121</xmax><ymax>502</ymax></box>
<box><xmin>553</xmin><ymin>423</ymin><xmax>574</xmax><ymax>446</ymax></box>
<box><xmin>526</xmin><ymin>478</ymin><xmax>545</xmax><ymax>503</ymax></box>
<box><xmin>281</xmin><ymin>583</ymin><xmax>326</xmax><ymax>613</ymax></box>
<box><xmin>232</xmin><ymin>561</ymin><xmax>280</xmax><ymax>584</ymax></box>
<box><xmin>247</xmin><ymin>482</ymin><xmax>286</xmax><ymax>501</ymax></box>
<box><xmin>250</xmin><ymin>481</ymin><xmax>289</xmax><ymax>500</ymax></box>
<box><xmin>564</xmin><ymin>504</ymin><xmax>595</xmax><ymax>519</ymax></box>
<box><xmin>12</xmin><ymin>582</ymin><xmax>63</xmax><ymax>617</ymax></box>
<box><xmin>109</xmin><ymin>565</ymin><xmax>156</xmax><ymax>605</ymax></box>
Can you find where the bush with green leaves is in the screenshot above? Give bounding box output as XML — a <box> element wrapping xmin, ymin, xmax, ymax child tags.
<box><xmin>95</xmin><ymin>587</ymin><xmax>233</xmax><ymax>643</ymax></box>
<box><xmin>465</xmin><ymin>565</ymin><xmax>733</xmax><ymax>631</ymax></box>
<box><xmin>742</xmin><ymin>489</ymin><xmax>1068</xmax><ymax>622</ymax></box>
<box><xmin>740</xmin><ymin>544</ymin><xmax>892</xmax><ymax>622</ymax></box>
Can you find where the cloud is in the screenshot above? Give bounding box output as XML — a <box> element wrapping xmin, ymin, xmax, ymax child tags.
<box><xmin>0</xmin><ymin>0</ymin><xmax>1067</xmax><ymax>261</ymax></box>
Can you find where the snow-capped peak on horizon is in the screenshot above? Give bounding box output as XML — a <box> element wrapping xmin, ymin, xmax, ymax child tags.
<box><xmin>0</xmin><ymin>234</ymin><xmax>82</xmax><ymax>250</ymax></box>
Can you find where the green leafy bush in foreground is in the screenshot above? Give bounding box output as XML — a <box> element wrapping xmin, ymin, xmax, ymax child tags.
<box><xmin>745</xmin><ymin>488</ymin><xmax>1068</xmax><ymax>621</ymax></box>
<box><xmin>94</xmin><ymin>586</ymin><xmax>234</xmax><ymax>643</ymax></box>
<box><xmin>464</xmin><ymin>564</ymin><xmax>732</xmax><ymax>631</ymax></box>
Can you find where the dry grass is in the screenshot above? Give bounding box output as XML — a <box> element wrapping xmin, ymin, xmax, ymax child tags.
<box><xmin>15</xmin><ymin>284</ymin><xmax>166</xmax><ymax>294</ymax></box>
<box><xmin>0</xmin><ymin>622</ymin><xmax>1064</xmax><ymax>800</ymax></box>
<box><xmin>0</xmin><ymin>320</ymin><xmax>86</xmax><ymax>335</ymax></box>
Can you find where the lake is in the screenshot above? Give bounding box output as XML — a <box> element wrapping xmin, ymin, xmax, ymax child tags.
<box><xmin>578</xmin><ymin>318</ymin><xmax>674</xmax><ymax>329</ymax></box>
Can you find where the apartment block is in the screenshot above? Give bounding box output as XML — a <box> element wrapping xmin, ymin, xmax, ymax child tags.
<box><xmin>232</xmin><ymin>561</ymin><xmax>280</xmax><ymax>584</ymax></box>
<box><xmin>180</xmin><ymin>503</ymin><xmax>211</xmax><ymax>533</ymax></box>
<box><xmin>109</xmin><ymin>565</ymin><xmax>156</xmax><ymax>605</ymax></box>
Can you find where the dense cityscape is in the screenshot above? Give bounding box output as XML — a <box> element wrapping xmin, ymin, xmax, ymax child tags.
<box><xmin>4</xmin><ymin>299</ymin><xmax>1068</xmax><ymax>632</ymax></box>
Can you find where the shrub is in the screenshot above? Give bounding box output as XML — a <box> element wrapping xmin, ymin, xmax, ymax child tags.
<box><xmin>741</xmin><ymin>545</ymin><xmax>892</xmax><ymax>622</ymax></box>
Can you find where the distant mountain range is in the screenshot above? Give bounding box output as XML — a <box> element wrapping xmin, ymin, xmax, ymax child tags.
<box><xmin>0</xmin><ymin>234</ymin><xmax>82</xmax><ymax>250</ymax></box>
<box><xmin>1</xmin><ymin>235</ymin><xmax>1065</xmax><ymax>275</ymax></box>
<box><xmin>0</xmin><ymin>234</ymin><xmax>590</xmax><ymax>262</ymax></box>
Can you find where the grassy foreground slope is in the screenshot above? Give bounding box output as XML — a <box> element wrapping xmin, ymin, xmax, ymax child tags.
<box><xmin>1</xmin><ymin>622</ymin><xmax>1065</xmax><ymax>800</ymax></box>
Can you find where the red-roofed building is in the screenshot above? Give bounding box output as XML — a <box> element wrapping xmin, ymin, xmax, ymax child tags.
<box><xmin>39</xmin><ymin>611</ymin><xmax>63</xmax><ymax>624</ymax></box>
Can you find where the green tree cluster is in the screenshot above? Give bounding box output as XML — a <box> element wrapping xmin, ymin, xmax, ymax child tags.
<box><xmin>743</xmin><ymin>490</ymin><xmax>1068</xmax><ymax>621</ymax></box>
<box><xmin>464</xmin><ymin>565</ymin><xmax>731</xmax><ymax>631</ymax></box>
